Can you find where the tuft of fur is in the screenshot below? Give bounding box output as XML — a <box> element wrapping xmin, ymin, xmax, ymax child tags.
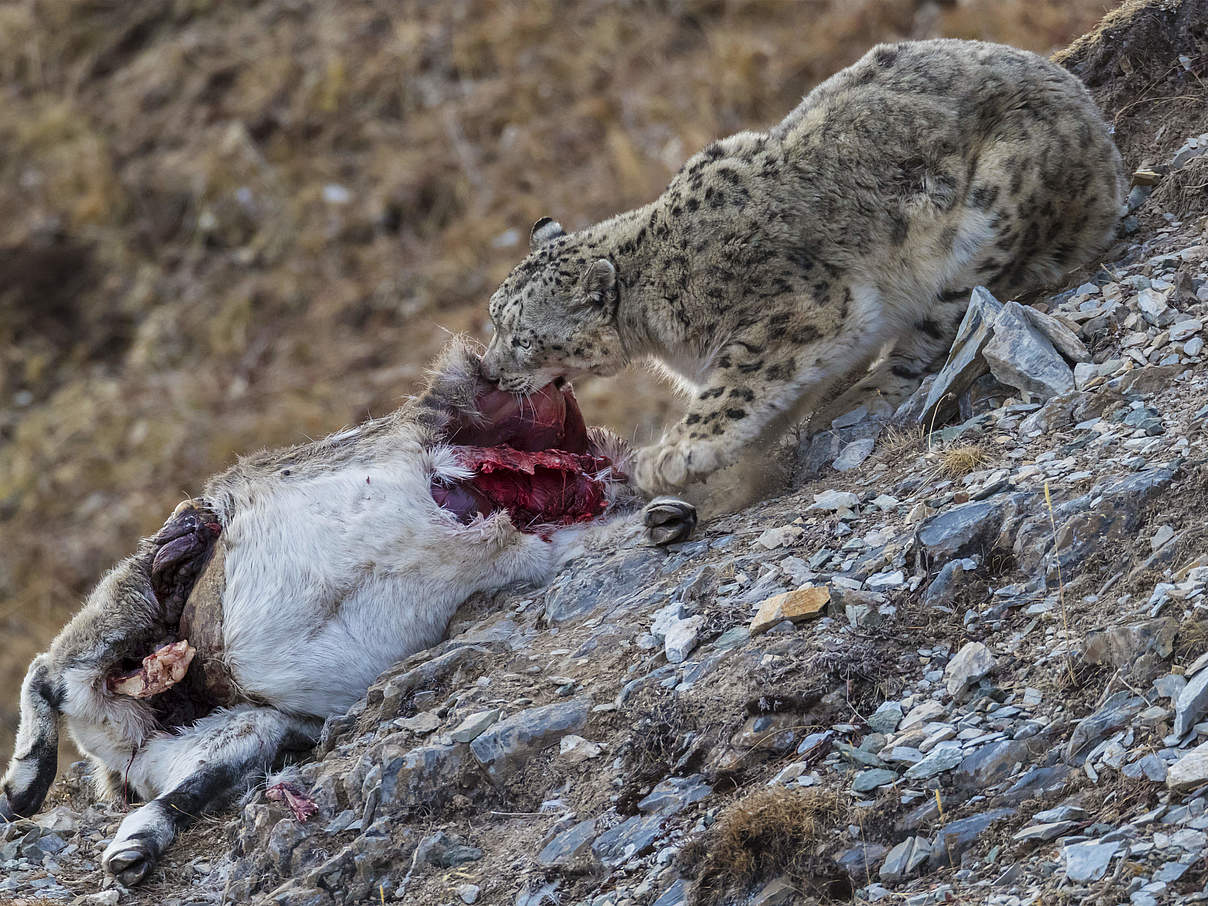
<box><xmin>483</xmin><ymin>39</ymin><xmax>1124</xmax><ymax>506</ymax></box>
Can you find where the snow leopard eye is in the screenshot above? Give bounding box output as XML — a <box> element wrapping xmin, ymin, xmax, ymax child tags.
<box><xmin>512</xmin><ymin>337</ymin><xmax>532</xmax><ymax>351</ymax></box>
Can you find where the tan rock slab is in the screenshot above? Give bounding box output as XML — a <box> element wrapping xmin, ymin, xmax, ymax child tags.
<box><xmin>1167</xmin><ymin>741</ymin><xmax>1208</xmax><ymax>792</ymax></box>
<box><xmin>750</xmin><ymin>586</ymin><xmax>830</xmax><ymax>635</ymax></box>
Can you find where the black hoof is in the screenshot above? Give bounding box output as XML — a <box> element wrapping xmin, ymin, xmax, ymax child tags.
<box><xmin>642</xmin><ymin>496</ymin><xmax>698</xmax><ymax>546</ymax></box>
<box><xmin>103</xmin><ymin>840</ymin><xmax>156</xmax><ymax>886</ymax></box>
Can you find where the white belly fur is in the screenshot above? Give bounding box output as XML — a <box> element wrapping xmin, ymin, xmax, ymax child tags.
<box><xmin>216</xmin><ymin>445</ymin><xmax>583</xmax><ymax>717</ymax></box>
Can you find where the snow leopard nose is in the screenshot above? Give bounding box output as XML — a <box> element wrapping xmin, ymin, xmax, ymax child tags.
<box><xmin>480</xmin><ymin>348</ymin><xmax>501</xmax><ymax>383</ymax></box>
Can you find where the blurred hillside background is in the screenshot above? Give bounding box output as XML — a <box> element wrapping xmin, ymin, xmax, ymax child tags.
<box><xmin>0</xmin><ymin>0</ymin><xmax>1120</xmax><ymax>756</ymax></box>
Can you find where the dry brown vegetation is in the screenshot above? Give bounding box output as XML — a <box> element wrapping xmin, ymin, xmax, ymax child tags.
<box><xmin>0</xmin><ymin>0</ymin><xmax>1120</xmax><ymax>752</ymax></box>
<box><xmin>934</xmin><ymin>442</ymin><xmax>995</xmax><ymax>478</ymax></box>
<box><xmin>680</xmin><ymin>786</ymin><xmax>849</xmax><ymax>903</ymax></box>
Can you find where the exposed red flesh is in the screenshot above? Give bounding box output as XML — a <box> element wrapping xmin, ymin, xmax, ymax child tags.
<box><xmin>433</xmin><ymin>446</ymin><xmax>614</xmax><ymax>529</ymax></box>
<box><xmin>106</xmin><ymin>640</ymin><xmax>196</xmax><ymax>698</ymax></box>
<box><xmin>433</xmin><ymin>379</ymin><xmax>622</xmax><ymax>533</ymax></box>
<box><xmin>445</xmin><ymin>382</ymin><xmax>590</xmax><ymax>454</ymax></box>
<box><xmin>265</xmin><ymin>782</ymin><xmax>318</xmax><ymax>822</ymax></box>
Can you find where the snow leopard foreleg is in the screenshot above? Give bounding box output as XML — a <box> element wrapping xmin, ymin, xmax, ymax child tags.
<box><xmin>634</xmin><ymin>321</ymin><xmax>876</xmax><ymax>495</ymax></box>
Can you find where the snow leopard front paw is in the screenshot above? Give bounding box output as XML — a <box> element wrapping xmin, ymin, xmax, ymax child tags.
<box><xmin>635</xmin><ymin>442</ymin><xmax>687</xmax><ymax>495</ymax></box>
<box><xmin>635</xmin><ymin>440</ymin><xmax>719</xmax><ymax>496</ymax></box>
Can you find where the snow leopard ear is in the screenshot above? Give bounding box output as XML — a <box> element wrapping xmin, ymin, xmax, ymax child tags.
<box><xmin>579</xmin><ymin>258</ymin><xmax>617</xmax><ymax>307</ymax></box>
<box><xmin>529</xmin><ymin>217</ymin><xmax>565</xmax><ymax>251</ymax></box>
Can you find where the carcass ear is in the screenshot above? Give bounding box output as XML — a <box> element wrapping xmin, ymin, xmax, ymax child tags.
<box><xmin>579</xmin><ymin>258</ymin><xmax>617</xmax><ymax>307</ymax></box>
<box><xmin>529</xmin><ymin>217</ymin><xmax>565</xmax><ymax>251</ymax></box>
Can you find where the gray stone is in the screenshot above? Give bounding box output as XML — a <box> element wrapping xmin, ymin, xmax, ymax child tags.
<box><xmin>922</xmin><ymin>558</ymin><xmax>977</xmax><ymax>607</ymax></box>
<box><xmin>32</xmin><ymin>806</ymin><xmax>78</xmax><ymax>835</ymax></box>
<box><xmin>984</xmin><ymin>301</ymin><xmax>1075</xmax><ymax>399</ymax></box>
<box><xmin>751</xmin><ymin>877</ymin><xmax>796</xmax><ymax>906</ymax></box>
<box><xmin>591</xmin><ymin>815</ymin><xmax>664</xmax><ymax>868</ymax></box>
<box><xmin>1063</xmin><ymin>839</ymin><xmax>1120</xmax><ymax>882</ymax></box>
<box><xmin>516</xmin><ymin>882</ymin><xmax>562</xmax><ymax>906</ymax></box>
<box><xmin>1153</xmin><ymin>860</ymin><xmax>1193</xmax><ymax>883</ymax></box>
<box><xmin>837</xmin><ymin>842</ymin><xmax>889</xmax><ymax>881</ymax></box>
<box><xmin>457</xmin><ymin>883</ymin><xmax>481</xmax><ymax>904</ymax></box>
<box><xmin>836</xmin><ymin>740</ymin><xmax>888</xmax><ymax>768</ymax></box>
<box><xmin>899</xmin><ymin>700</ymin><xmax>946</xmax><ymax>732</ymax></box>
<box><xmin>894</xmin><ymin>375</ymin><xmax>936</xmax><ymax>424</ymax></box>
<box><xmin>957</xmin><ymin>739</ymin><xmax>1032</xmax><ymax>788</ymax></box>
<box><xmin>868</xmin><ymin>701</ymin><xmax>904</xmax><ymax>734</ymax></box>
<box><xmin>537</xmin><ymin>818</ymin><xmax>598</xmax><ymax>868</ymax></box>
<box><xmin>1123</xmin><ymin>753</ymin><xmax>1168</xmax><ymax>783</ymax></box>
<box><xmin>834</xmin><ymin>438</ymin><xmax>876</xmax><ymax>472</ymax></box>
<box><xmin>797</xmin><ymin>730</ymin><xmax>833</xmax><ymax>757</ymax></box>
<box><xmin>797</xmin><ymin>430</ymin><xmax>845</xmax><ymax>479</ymax></box>
<box><xmin>652</xmin><ymin>879</ymin><xmax>689</xmax><ymax>906</ymax></box>
<box><xmin>1003</xmin><ymin>764</ymin><xmax>1074</xmax><ymax>803</ymax></box>
<box><xmin>1170</xmin><ymin>318</ymin><xmax>1203</xmax><ymax>341</ymax></box>
<box><xmin>418</xmin><ymin>830</ymin><xmax>483</xmax><ymax>868</ymax></box>
<box><xmin>884</xmin><ymin>746</ymin><xmax>925</xmax><ymax>765</ymax></box>
<box><xmin>373</xmin><ymin>740</ymin><xmax>470</xmax><ymax>809</ymax></box>
<box><xmin>832</xmin><ymin>405</ymin><xmax>874</xmax><ymax>429</ymax></box>
<box><xmin>929</xmin><ymin>808</ymin><xmax>1014</xmax><ymax>866</ymax></box>
<box><xmin>1174</xmin><ymin>668</ymin><xmax>1208</xmax><ymax>738</ymax></box>
<box><xmin>544</xmin><ymin>549</ymin><xmax>659</xmax><ymax>622</ymax></box>
<box><xmin>714</xmin><ymin>626</ymin><xmax>750</xmax><ymax>650</ymax></box>
<box><xmin>323</xmin><ymin>809</ymin><xmax>359</xmax><ymax>834</ymax></box>
<box><xmin>904</xmin><ymin>743</ymin><xmax>964</xmax><ymax>781</ymax></box>
<box><xmin>1171</xmin><ymin>133</ymin><xmax>1208</xmax><ymax>168</ymax></box>
<box><xmin>922</xmin><ymin>287</ymin><xmax>1002</xmax><ymax>425</ymax></box>
<box><xmin>1137</xmin><ymin>288</ymin><xmax>1172</xmax><ymax>326</ymax></box>
<box><xmin>945</xmin><ymin>642</ymin><xmax>996</xmax><ymax>697</ymax></box>
<box><xmin>853</xmin><ymin>769</ymin><xmax>898</xmax><ymax>793</ymax></box>
<box><xmin>1024</xmin><ymin>468</ymin><xmax>1177</xmax><ymax>579</ymax></box>
<box><xmin>650</xmin><ymin>602</ymin><xmax>686</xmax><ymax>642</ymax></box>
<box><xmin>811</xmin><ymin>489</ymin><xmax>861</xmax><ymax>512</ymax></box>
<box><xmin>879</xmin><ymin>836</ymin><xmax>933</xmax><ymax>882</ymax></box>
<box><xmin>756</xmin><ymin>525</ymin><xmax>805</xmax><ymax>549</ymax></box>
<box><xmin>265</xmin><ymin>819</ymin><xmax>313</xmax><ymax>874</ymax></box>
<box><xmin>1017</xmin><ymin>304</ymin><xmax>1090</xmax><ymax>363</ymax></box>
<box><xmin>449</xmin><ymin>709</ymin><xmax>501</xmax><ymax>743</ymax></box>
<box><xmin>396</xmin><ymin>711</ymin><xmax>440</xmax><ymax>735</ymax></box>
<box><xmin>376</xmin><ymin>645</ymin><xmax>494</xmax><ymax>720</ymax></box>
<box><xmin>1032</xmin><ymin>804</ymin><xmax>1086</xmax><ymax>823</ymax></box>
<box><xmin>1074</xmin><ymin>361</ymin><xmax>1098</xmax><ymax>390</ymax></box>
<box><xmin>865</xmin><ymin>569</ymin><xmax>906</xmax><ymax>590</ymax></box>
<box><xmin>1168</xmin><ymin>742</ymin><xmax>1208</xmax><ymax>792</ymax></box>
<box><xmin>1014</xmin><ymin>821</ymin><xmax>1079</xmax><ymax>843</ymax></box>
<box><xmin>471</xmin><ymin>698</ymin><xmax>591</xmax><ymax>778</ymax></box>
<box><xmin>1066</xmin><ymin>692</ymin><xmax>1145</xmax><ymax>763</ymax></box>
<box><xmin>637</xmin><ymin>775</ymin><xmax>712</xmax><ymax>817</ymax></box>
<box><xmin>918</xmin><ymin>501</ymin><xmax>1005</xmax><ymax>562</ymax></box>
<box><xmin>664</xmin><ymin>616</ymin><xmax>705</xmax><ymax>665</ymax></box>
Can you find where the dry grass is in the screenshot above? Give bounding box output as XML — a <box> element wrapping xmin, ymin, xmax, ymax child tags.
<box><xmin>934</xmin><ymin>442</ymin><xmax>994</xmax><ymax>479</ymax></box>
<box><xmin>1149</xmin><ymin>155</ymin><xmax>1208</xmax><ymax>221</ymax></box>
<box><xmin>1174</xmin><ymin>615</ymin><xmax>1208</xmax><ymax>666</ymax></box>
<box><xmin>879</xmin><ymin>423</ymin><xmax>927</xmax><ymax>459</ymax></box>
<box><xmin>0</xmin><ymin>0</ymin><xmax>1121</xmax><ymax>755</ymax></box>
<box><xmin>684</xmin><ymin>787</ymin><xmax>849</xmax><ymax>904</ymax></box>
<box><xmin>615</xmin><ymin>687</ymin><xmax>698</xmax><ymax>808</ymax></box>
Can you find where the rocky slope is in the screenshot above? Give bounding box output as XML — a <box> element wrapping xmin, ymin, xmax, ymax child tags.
<box><xmin>5</xmin><ymin>2</ymin><xmax>1208</xmax><ymax>905</ymax></box>
<box><xmin>0</xmin><ymin>0</ymin><xmax>1123</xmax><ymax>750</ymax></box>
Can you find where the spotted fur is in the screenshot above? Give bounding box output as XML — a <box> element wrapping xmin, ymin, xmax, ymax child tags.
<box><xmin>483</xmin><ymin>39</ymin><xmax>1124</xmax><ymax>500</ymax></box>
